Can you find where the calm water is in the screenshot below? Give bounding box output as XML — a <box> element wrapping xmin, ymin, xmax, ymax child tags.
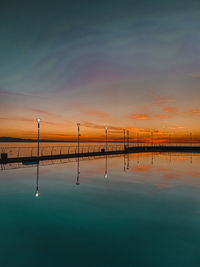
<box><xmin>1</xmin><ymin>153</ymin><xmax>200</xmax><ymax>267</ymax></box>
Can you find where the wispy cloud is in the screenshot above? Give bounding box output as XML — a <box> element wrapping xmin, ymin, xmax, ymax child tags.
<box><xmin>0</xmin><ymin>88</ymin><xmax>47</xmax><ymax>98</ymax></box>
<box><xmin>188</xmin><ymin>73</ymin><xmax>200</xmax><ymax>78</ymax></box>
<box><xmin>188</xmin><ymin>108</ymin><xmax>200</xmax><ymax>116</ymax></box>
<box><xmin>131</xmin><ymin>113</ymin><xmax>151</xmax><ymax>120</ymax></box>
<box><xmin>155</xmin><ymin>114</ymin><xmax>170</xmax><ymax>119</ymax></box>
<box><xmin>153</xmin><ymin>96</ymin><xmax>173</xmax><ymax>105</ymax></box>
<box><xmin>163</xmin><ymin>106</ymin><xmax>177</xmax><ymax>113</ymax></box>
<box><xmin>81</xmin><ymin>121</ymin><xmax>122</xmax><ymax>131</ymax></box>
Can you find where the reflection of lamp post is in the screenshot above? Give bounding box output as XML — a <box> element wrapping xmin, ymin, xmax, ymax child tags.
<box><xmin>77</xmin><ymin>123</ymin><xmax>80</xmax><ymax>155</ymax></box>
<box><xmin>36</xmin><ymin>118</ymin><xmax>40</xmax><ymax>158</ymax></box>
<box><xmin>35</xmin><ymin>162</ymin><xmax>40</xmax><ymax>197</ymax></box>
<box><xmin>105</xmin><ymin>127</ymin><xmax>108</xmax><ymax>153</ymax></box>
<box><xmin>76</xmin><ymin>157</ymin><xmax>80</xmax><ymax>185</ymax></box>
<box><xmin>123</xmin><ymin>153</ymin><xmax>126</xmax><ymax>172</ymax></box>
<box><xmin>104</xmin><ymin>155</ymin><xmax>108</xmax><ymax>178</ymax></box>
<box><xmin>127</xmin><ymin>153</ymin><xmax>129</xmax><ymax>170</ymax></box>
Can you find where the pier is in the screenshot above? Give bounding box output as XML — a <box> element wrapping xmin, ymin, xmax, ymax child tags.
<box><xmin>1</xmin><ymin>144</ymin><xmax>200</xmax><ymax>164</ymax></box>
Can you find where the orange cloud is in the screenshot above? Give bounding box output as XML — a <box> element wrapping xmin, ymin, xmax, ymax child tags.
<box><xmin>189</xmin><ymin>108</ymin><xmax>200</xmax><ymax>116</ymax></box>
<box><xmin>163</xmin><ymin>107</ymin><xmax>177</xmax><ymax>113</ymax></box>
<box><xmin>153</xmin><ymin>96</ymin><xmax>173</xmax><ymax>105</ymax></box>
<box><xmin>155</xmin><ymin>115</ymin><xmax>170</xmax><ymax>119</ymax></box>
<box><xmin>74</xmin><ymin>104</ymin><xmax>116</xmax><ymax>121</ymax></box>
<box><xmin>82</xmin><ymin>108</ymin><xmax>110</xmax><ymax>119</ymax></box>
<box><xmin>131</xmin><ymin>113</ymin><xmax>151</xmax><ymax>120</ymax></box>
<box><xmin>188</xmin><ymin>73</ymin><xmax>200</xmax><ymax>78</ymax></box>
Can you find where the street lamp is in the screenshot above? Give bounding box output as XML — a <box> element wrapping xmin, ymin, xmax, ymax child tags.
<box><xmin>36</xmin><ymin>118</ymin><xmax>40</xmax><ymax>158</ymax></box>
<box><xmin>137</xmin><ymin>129</ymin><xmax>139</xmax><ymax>147</ymax></box>
<box><xmin>77</xmin><ymin>123</ymin><xmax>80</xmax><ymax>155</ymax></box>
<box><xmin>123</xmin><ymin>129</ymin><xmax>126</xmax><ymax>151</ymax></box>
<box><xmin>127</xmin><ymin>130</ymin><xmax>129</xmax><ymax>149</ymax></box>
<box><xmin>190</xmin><ymin>132</ymin><xmax>192</xmax><ymax>147</ymax></box>
<box><xmin>105</xmin><ymin>127</ymin><xmax>108</xmax><ymax>153</ymax></box>
<box><xmin>151</xmin><ymin>131</ymin><xmax>153</xmax><ymax>147</ymax></box>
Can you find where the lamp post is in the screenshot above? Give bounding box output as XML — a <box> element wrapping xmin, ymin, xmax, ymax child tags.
<box><xmin>151</xmin><ymin>131</ymin><xmax>153</xmax><ymax>147</ymax></box>
<box><xmin>190</xmin><ymin>132</ymin><xmax>192</xmax><ymax>147</ymax></box>
<box><xmin>127</xmin><ymin>130</ymin><xmax>129</xmax><ymax>150</ymax></box>
<box><xmin>77</xmin><ymin>123</ymin><xmax>80</xmax><ymax>155</ymax></box>
<box><xmin>105</xmin><ymin>127</ymin><xmax>108</xmax><ymax>153</ymax></box>
<box><xmin>137</xmin><ymin>129</ymin><xmax>139</xmax><ymax>147</ymax></box>
<box><xmin>169</xmin><ymin>133</ymin><xmax>171</xmax><ymax>145</ymax></box>
<box><xmin>123</xmin><ymin>129</ymin><xmax>126</xmax><ymax>151</ymax></box>
<box><xmin>36</xmin><ymin>118</ymin><xmax>40</xmax><ymax>158</ymax></box>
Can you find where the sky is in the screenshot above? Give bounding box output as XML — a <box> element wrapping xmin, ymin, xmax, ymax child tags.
<box><xmin>0</xmin><ymin>0</ymin><xmax>200</xmax><ymax>142</ymax></box>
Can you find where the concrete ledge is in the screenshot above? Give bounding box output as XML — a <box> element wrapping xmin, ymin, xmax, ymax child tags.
<box><xmin>1</xmin><ymin>146</ymin><xmax>200</xmax><ymax>164</ymax></box>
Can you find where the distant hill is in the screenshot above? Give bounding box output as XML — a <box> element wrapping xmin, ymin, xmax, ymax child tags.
<box><xmin>0</xmin><ymin>137</ymin><xmax>70</xmax><ymax>143</ymax></box>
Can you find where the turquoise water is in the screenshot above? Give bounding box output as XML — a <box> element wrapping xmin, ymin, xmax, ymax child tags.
<box><xmin>1</xmin><ymin>153</ymin><xmax>200</xmax><ymax>267</ymax></box>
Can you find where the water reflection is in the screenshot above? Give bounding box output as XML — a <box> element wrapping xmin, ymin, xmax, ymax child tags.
<box><xmin>123</xmin><ymin>153</ymin><xmax>126</xmax><ymax>172</ymax></box>
<box><xmin>104</xmin><ymin>155</ymin><xmax>108</xmax><ymax>178</ymax></box>
<box><xmin>127</xmin><ymin>153</ymin><xmax>129</xmax><ymax>170</ymax></box>
<box><xmin>28</xmin><ymin>152</ymin><xmax>197</xmax><ymax>194</ymax></box>
<box><xmin>76</xmin><ymin>156</ymin><xmax>80</xmax><ymax>185</ymax></box>
<box><xmin>35</xmin><ymin>162</ymin><xmax>40</xmax><ymax>197</ymax></box>
<box><xmin>123</xmin><ymin>153</ymin><xmax>130</xmax><ymax>171</ymax></box>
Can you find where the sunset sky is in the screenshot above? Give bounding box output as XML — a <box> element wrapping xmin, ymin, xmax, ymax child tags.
<box><xmin>1</xmin><ymin>0</ymin><xmax>200</xmax><ymax>142</ymax></box>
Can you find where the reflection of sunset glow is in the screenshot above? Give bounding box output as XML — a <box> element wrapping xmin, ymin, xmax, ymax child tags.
<box><xmin>163</xmin><ymin>173</ymin><xmax>179</xmax><ymax>180</ymax></box>
<box><xmin>133</xmin><ymin>165</ymin><xmax>152</xmax><ymax>172</ymax></box>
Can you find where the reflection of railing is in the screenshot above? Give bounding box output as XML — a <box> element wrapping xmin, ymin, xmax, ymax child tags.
<box><xmin>0</xmin><ymin>143</ymin><xmax>199</xmax><ymax>160</ymax></box>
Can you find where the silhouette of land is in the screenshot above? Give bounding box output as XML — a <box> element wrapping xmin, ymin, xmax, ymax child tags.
<box><xmin>0</xmin><ymin>137</ymin><xmax>70</xmax><ymax>143</ymax></box>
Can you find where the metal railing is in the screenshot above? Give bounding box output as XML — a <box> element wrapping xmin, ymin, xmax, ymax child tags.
<box><xmin>0</xmin><ymin>144</ymin><xmax>124</xmax><ymax>159</ymax></box>
<box><xmin>0</xmin><ymin>143</ymin><xmax>199</xmax><ymax>159</ymax></box>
